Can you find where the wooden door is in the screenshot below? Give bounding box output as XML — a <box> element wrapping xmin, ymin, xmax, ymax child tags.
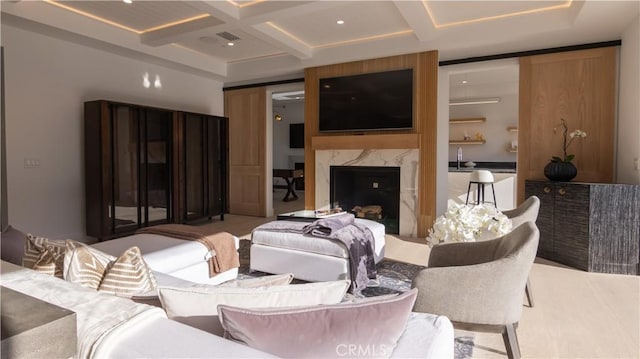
<box><xmin>518</xmin><ymin>47</ymin><xmax>616</xmax><ymax>202</ymax></box>
<box><xmin>224</xmin><ymin>87</ymin><xmax>267</xmax><ymax>216</ymax></box>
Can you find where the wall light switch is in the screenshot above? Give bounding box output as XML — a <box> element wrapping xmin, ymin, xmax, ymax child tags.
<box><xmin>24</xmin><ymin>158</ymin><xmax>41</xmax><ymax>168</ymax></box>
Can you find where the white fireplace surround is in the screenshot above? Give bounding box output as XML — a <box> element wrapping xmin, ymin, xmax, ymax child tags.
<box><xmin>315</xmin><ymin>149</ymin><xmax>419</xmax><ymax>236</ymax></box>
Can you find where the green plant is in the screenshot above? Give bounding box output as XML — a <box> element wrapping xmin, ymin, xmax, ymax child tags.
<box><xmin>551</xmin><ymin>118</ymin><xmax>587</xmax><ymax>163</ymax></box>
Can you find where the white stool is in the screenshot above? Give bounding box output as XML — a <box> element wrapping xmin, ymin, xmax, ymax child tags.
<box><xmin>465</xmin><ymin>170</ymin><xmax>497</xmax><ymax>207</ymax></box>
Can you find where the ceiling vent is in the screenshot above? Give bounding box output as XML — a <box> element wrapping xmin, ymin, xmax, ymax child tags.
<box><xmin>216</xmin><ymin>32</ymin><xmax>240</xmax><ymax>42</ymax></box>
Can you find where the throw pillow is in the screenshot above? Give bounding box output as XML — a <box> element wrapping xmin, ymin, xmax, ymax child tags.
<box><xmin>1</xmin><ymin>225</ymin><xmax>27</xmax><ymax>266</ymax></box>
<box><xmin>22</xmin><ymin>234</ymin><xmax>67</xmax><ymax>277</ymax></box>
<box><xmin>63</xmin><ymin>240</ymin><xmax>115</xmax><ymax>290</ymax></box>
<box><xmin>98</xmin><ymin>246</ymin><xmax>157</xmax><ymax>296</ymax></box>
<box><xmin>32</xmin><ymin>250</ymin><xmax>58</xmax><ymax>276</ymax></box>
<box><xmin>63</xmin><ymin>240</ymin><xmax>157</xmax><ymax>296</ymax></box>
<box><xmin>158</xmin><ymin>279</ymin><xmax>350</xmax><ymax>336</ymax></box>
<box><xmin>217</xmin><ymin>288</ymin><xmax>418</xmax><ymax>358</ymax></box>
<box><xmin>215</xmin><ymin>273</ymin><xmax>295</xmax><ymax>288</ymax></box>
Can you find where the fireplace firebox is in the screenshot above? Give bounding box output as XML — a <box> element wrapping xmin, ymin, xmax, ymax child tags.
<box><xmin>330</xmin><ymin>166</ymin><xmax>400</xmax><ymax>234</ymax></box>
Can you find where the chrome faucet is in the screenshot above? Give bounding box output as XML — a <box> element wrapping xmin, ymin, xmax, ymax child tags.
<box><xmin>457</xmin><ymin>147</ymin><xmax>463</xmax><ymax>169</ymax></box>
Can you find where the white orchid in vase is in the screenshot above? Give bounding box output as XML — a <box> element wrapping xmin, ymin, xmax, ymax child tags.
<box><xmin>551</xmin><ymin>118</ymin><xmax>587</xmax><ymax>163</ymax></box>
<box><xmin>426</xmin><ymin>203</ymin><xmax>512</xmax><ymax>247</ymax></box>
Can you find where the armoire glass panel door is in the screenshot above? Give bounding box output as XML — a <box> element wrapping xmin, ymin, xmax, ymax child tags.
<box><xmin>143</xmin><ymin>108</ymin><xmax>172</xmax><ymax>225</ymax></box>
<box><xmin>184</xmin><ymin>113</ymin><xmax>205</xmax><ymax>220</ymax></box>
<box><xmin>207</xmin><ymin>118</ymin><xmax>223</xmax><ymax>216</ymax></box>
<box><xmin>111</xmin><ymin>104</ymin><xmax>140</xmax><ymax>231</ymax></box>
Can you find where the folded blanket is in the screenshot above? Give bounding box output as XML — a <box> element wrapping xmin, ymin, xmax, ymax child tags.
<box><xmin>302</xmin><ymin>215</ymin><xmax>376</xmax><ymax>294</ymax></box>
<box><xmin>304</xmin><ymin>213</ymin><xmax>355</xmax><ymax>236</ymax></box>
<box><xmin>135</xmin><ymin>225</ymin><xmax>239</xmax><ymax>277</ymax></box>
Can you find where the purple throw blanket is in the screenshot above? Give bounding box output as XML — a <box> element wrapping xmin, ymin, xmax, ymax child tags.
<box><xmin>253</xmin><ymin>214</ymin><xmax>377</xmax><ymax>294</ymax></box>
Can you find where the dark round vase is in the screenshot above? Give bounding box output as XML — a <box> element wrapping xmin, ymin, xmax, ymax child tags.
<box><xmin>544</xmin><ymin>161</ymin><xmax>577</xmax><ymax>181</ymax></box>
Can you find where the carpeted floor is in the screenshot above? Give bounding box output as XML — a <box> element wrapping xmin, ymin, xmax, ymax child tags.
<box><xmin>237</xmin><ymin>239</ymin><xmax>474</xmax><ymax>358</ymax></box>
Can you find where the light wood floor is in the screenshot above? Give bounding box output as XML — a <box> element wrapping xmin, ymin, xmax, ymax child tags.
<box><xmin>200</xmin><ymin>189</ymin><xmax>640</xmax><ymax>359</ymax></box>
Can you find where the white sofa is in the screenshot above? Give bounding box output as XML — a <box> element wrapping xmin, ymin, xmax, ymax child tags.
<box><xmin>0</xmin><ymin>260</ymin><xmax>273</xmax><ymax>358</ymax></box>
<box><xmin>91</xmin><ymin>233</ymin><xmax>240</xmax><ymax>286</ymax></box>
<box><xmin>1</xmin><ymin>260</ymin><xmax>455</xmax><ymax>358</ymax></box>
<box><xmin>0</xmin><ymin>226</ymin><xmax>455</xmax><ymax>358</ymax></box>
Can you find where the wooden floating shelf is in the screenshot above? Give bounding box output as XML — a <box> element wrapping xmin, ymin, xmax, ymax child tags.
<box><xmin>507</xmin><ymin>126</ymin><xmax>518</xmax><ymax>132</ymax></box>
<box><xmin>449</xmin><ymin>140</ymin><xmax>486</xmax><ymax>145</ymax></box>
<box><xmin>450</xmin><ymin>117</ymin><xmax>486</xmax><ymax>124</ymax></box>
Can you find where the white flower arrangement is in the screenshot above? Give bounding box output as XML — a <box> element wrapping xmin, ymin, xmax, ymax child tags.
<box><xmin>426</xmin><ymin>203</ymin><xmax>512</xmax><ymax>247</ymax></box>
<box><xmin>551</xmin><ymin>118</ymin><xmax>587</xmax><ymax>163</ymax></box>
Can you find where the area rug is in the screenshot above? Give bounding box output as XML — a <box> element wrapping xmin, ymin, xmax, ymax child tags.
<box><xmin>237</xmin><ymin>240</ymin><xmax>474</xmax><ymax>358</ymax></box>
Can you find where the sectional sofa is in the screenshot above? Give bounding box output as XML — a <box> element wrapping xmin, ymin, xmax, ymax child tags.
<box><xmin>0</xmin><ymin>226</ymin><xmax>455</xmax><ymax>358</ymax></box>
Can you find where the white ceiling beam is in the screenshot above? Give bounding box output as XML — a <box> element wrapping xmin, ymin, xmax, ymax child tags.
<box><xmin>248</xmin><ymin>23</ymin><xmax>313</xmax><ymax>59</ymax></box>
<box><xmin>189</xmin><ymin>1</ymin><xmax>240</xmax><ymax>22</ymax></box>
<box><xmin>141</xmin><ymin>1</ymin><xmax>336</xmax><ymax>51</ymax></box>
<box><xmin>238</xmin><ymin>1</ymin><xmax>342</xmax><ymax>24</ymax></box>
<box><xmin>140</xmin><ymin>16</ymin><xmax>225</xmax><ymax>47</ymax></box>
<box><xmin>392</xmin><ymin>0</ymin><xmax>438</xmax><ymax>42</ymax></box>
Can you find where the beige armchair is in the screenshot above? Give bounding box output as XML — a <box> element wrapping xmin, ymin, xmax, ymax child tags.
<box><xmin>502</xmin><ymin>195</ymin><xmax>540</xmax><ymax>307</ymax></box>
<box><xmin>412</xmin><ymin>222</ymin><xmax>539</xmax><ymax>359</ymax></box>
<box><xmin>502</xmin><ymin>196</ymin><xmax>540</xmax><ymax>229</ymax></box>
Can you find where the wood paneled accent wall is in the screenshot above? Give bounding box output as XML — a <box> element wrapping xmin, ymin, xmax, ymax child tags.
<box><xmin>518</xmin><ymin>47</ymin><xmax>617</xmax><ymax>202</ymax></box>
<box><xmin>224</xmin><ymin>87</ymin><xmax>267</xmax><ymax>216</ymax></box>
<box><xmin>304</xmin><ymin>51</ymin><xmax>439</xmax><ymax>237</ymax></box>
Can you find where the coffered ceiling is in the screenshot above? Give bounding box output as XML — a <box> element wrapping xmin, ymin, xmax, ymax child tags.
<box><xmin>1</xmin><ymin>1</ymin><xmax>638</xmax><ymax>85</ymax></box>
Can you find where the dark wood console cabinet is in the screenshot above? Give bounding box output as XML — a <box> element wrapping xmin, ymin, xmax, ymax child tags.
<box><xmin>525</xmin><ymin>179</ymin><xmax>639</xmax><ymax>275</ymax></box>
<box><xmin>85</xmin><ymin>100</ymin><xmax>228</xmax><ymax>240</ymax></box>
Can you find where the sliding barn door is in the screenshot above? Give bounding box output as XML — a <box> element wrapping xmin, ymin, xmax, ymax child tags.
<box><xmin>518</xmin><ymin>47</ymin><xmax>617</xmax><ymax>202</ymax></box>
<box><xmin>224</xmin><ymin>87</ymin><xmax>267</xmax><ymax>216</ymax></box>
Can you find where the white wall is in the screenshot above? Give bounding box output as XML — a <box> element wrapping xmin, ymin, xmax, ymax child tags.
<box><xmin>436</xmin><ymin>67</ymin><xmax>450</xmax><ymax>217</ymax></box>
<box><xmin>2</xmin><ymin>24</ymin><xmax>224</xmax><ymax>240</ymax></box>
<box><xmin>617</xmin><ymin>15</ymin><xmax>640</xmax><ymax>184</ymax></box>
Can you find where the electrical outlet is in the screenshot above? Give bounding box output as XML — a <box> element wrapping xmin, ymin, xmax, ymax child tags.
<box><xmin>24</xmin><ymin>158</ymin><xmax>41</xmax><ymax>168</ymax></box>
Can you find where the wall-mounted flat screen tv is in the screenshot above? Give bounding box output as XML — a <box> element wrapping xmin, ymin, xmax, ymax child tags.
<box><xmin>289</xmin><ymin>123</ymin><xmax>304</xmax><ymax>148</ymax></box>
<box><xmin>319</xmin><ymin>69</ymin><xmax>413</xmax><ymax>133</ymax></box>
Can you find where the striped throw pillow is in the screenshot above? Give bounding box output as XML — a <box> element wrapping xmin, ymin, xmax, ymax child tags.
<box><xmin>32</xmin><ymin>250</ymin><xmax>58</xmax><ymax>276</ymax></box>
<box><xmin>23</xmin><ymin>234</ymin><xmax>67</xmax><ymax>277</ymax></box>
<box><xmin>98</xmin><ymin>246</ymin><xmax>157</xmax><ymax>296</ymax></box>
<box><xmin>63</xmin><ymin>240</ymin><xmax>115</xmax><ymax>290</ymax></box>
<box><xmin>63</xmin><ymin>240</ymin><xmax>157</xmax><ymax>295</ymax></box>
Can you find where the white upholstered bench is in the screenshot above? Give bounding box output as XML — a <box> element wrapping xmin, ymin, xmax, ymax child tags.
<box><xmin>91</xmin><ymin>233</ymin><xmax>240</xmax><ymax>286</ymax></box>
<box><xmin>250</xmin><ymin>218</ymin><xmax>385</xmax><ymax>282</ymax></box>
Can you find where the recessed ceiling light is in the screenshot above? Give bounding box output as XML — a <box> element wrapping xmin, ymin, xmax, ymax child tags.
<box><xmin>123</xmin><ymin>0</ymin><xmax>132</xmax><ymax>4</ymax></box>
<box><xmin>337</xmin><ymin>20</ymin><xmax>344</xmax><ymax>25</ymax></box>
<box><xmin>227</xmin><ymin>42</ymin><xmax>235</xmax><ymax>46</ymax></box>
<box><xmin>461</xmin><ymin>80</ymin><xmax>468</xmax><ymax>84</ymax></box>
